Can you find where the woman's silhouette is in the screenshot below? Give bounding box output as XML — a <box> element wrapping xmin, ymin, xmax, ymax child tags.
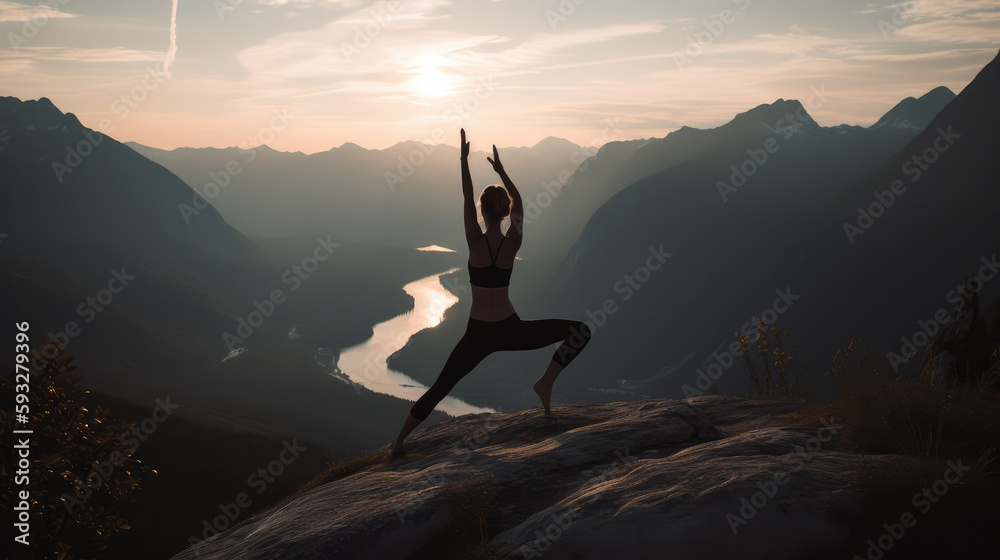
<box><xmin>390</xmin><ymin>128</ymin><xmax>592</xmax><ymax>456</ymax></box>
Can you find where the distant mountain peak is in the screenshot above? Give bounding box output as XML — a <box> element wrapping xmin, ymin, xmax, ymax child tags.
<box><xmin>870</xmin><ymin>86</ymin><xmax>956</xmax><ymax>130</ymax></box>
<box><xmin>922</xmin><ymin>85</ymin><xmax>958</xmax><ymax>101</ymax></box>
<box><xmin>244</xmin><ymin>144</ymin><xmax>276</xmax><ymax>154</ymax></box>
<box><xmin>531</xmin><ymin>135</ymin><xmax>578</xmax><ymax>150</ymax></box>
<box><xmin>387</xmin><ymin>139</ymin><xmax>434</xmax><ymax>151</ymax></box>
<box><xmin>728</xmin><ymin>98</ymin><xmax>821</xmax><ymax>136</ymax></box>
<box><xmin>1</xmin><ymin>95</ymin><xmax>81</xmax><ymax>131</ymax></box>
<box><xmin>337</xmin><ymin>141</ymin><xmax>367</xmax><ymax>151</ymax></box>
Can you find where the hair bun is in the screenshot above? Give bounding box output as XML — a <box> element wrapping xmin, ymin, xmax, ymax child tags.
<box><xmin>480</xmin><ymin>185</ymin><xmax>511</xmax><ymax>221</ymax></box>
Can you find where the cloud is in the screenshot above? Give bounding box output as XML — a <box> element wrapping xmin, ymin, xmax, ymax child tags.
<box><xmin>893</xmin><ymin>14</ymin><xmax>1000</xmax><ymax>44</ymax></box>
<box><xmin>0</xmin><ymin>1</ymin><xmax>77</xmax><ymax>22</ymax></box>
<box><xmin>236</xmin><ymin>0</ymin><xmax>666</xmax><ymax>102</ymax></box>
<box><xmin>236</xmin><ymin>0</ymin><xmax>457</xmax><ymax>79</ymax></box>
<box><xmin>5</xmin><ymin>0</ymin><xmax>996</xmax><ymax>153</ymax></box>
<box><xmin>870</xmin><ymin>0</ymin><xmax>1000</xmax><ymax>44</ymax></box>
<box><xmin>163</xmin><ymin>0</ymin><xmax>178</xmax><ymax>76</ymax></box>
<box><xmin>846</xmin><ymin>47</ymin><xmax>1000</xmax><ymax>62</ymax></box>
<box><xmin>896</xmin><ymin>18</ymin><xmax>1000</xmax><ymax>44</ymax></box>
<box><xmin>438</xmin><ymin>22</ymin><xmax>668</xmax><ymax>74</ymax></box>
<box><xmin>901</xmin><ymin>0</ymin><xmax>999</xmax><ymax>19</ymax></box>
<box><xmin>4</xmin><ymin>46</ymin><xmax>164</xmax><ymax>63</ymax></box>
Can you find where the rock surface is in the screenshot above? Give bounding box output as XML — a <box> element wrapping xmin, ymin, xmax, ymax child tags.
<box><xmin>171</xmin><ymin>396</ymin><xmax>865</xmax><ymax>560</ymax></box>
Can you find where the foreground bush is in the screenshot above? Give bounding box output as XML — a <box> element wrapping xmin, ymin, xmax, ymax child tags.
<box><xmin>0</xmin><ymin>342</ymin><xmax>152</xmax><ymax>560</ymax></box>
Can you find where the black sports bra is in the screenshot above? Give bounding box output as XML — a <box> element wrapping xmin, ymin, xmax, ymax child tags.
<box><xmin>468</xmin><ymin>234</ymin><xmax>513</xmax><ymax>288</ymax></box>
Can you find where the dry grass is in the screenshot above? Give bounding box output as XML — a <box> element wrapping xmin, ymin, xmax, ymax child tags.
<box><xmin>450</xmin><ymin>474</ymin><xmax>499</xmax><ymax>547</ymax></box>
<box><xmin>793</xmin><ymin>342</ymin><xmax>1000</xmax><ymax>558</ymax></box>
<box><xmin>797</xmin><ymin>378</ymin><xmax>1000</xmax><ymax>462</ymax></box>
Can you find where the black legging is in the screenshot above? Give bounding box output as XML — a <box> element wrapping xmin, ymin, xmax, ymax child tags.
<box><xmin>409</xmin><ymin>313</ymin><xmax>592</xmax><ymax>421</ymax></box>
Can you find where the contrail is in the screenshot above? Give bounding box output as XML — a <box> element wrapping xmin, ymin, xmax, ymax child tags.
<box><xmin>163</xmin><ymin>0</ymin><xmax>178</xmax><ymax>76</ymax></box>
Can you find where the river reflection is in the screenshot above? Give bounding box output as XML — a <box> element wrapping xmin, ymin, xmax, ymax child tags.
<box><xmin>334</xmin><ymin>267</ymin><xmax>494</xmax><ymax>417</ymax></box>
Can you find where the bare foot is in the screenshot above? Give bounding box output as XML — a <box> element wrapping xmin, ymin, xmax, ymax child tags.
<box><xmin>390</xmin><ymin>442</ymin><xmax>405</xmax><ymax>457</ymax></box>
<box><xmin>533</xmin><ymin>379</ymin><xmax>552</xmax><ymax>414</ymax></box>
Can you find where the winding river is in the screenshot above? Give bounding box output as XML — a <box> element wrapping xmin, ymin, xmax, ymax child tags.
<box><xmin>331</xmin><ymin>257</ymin><xmax>494</xmax><ymax>417</ymax></box>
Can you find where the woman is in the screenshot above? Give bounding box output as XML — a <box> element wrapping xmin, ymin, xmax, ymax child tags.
<box><xmin>390</xmin><ymin>128</ymin><xmax>592</xmax><ymax>456</ymax></box>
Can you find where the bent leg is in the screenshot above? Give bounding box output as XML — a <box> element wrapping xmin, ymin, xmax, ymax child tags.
<box><xmin>500</xmin><ymin>318</ymin><xmax>592</xmax><ymax>367</ymax></box>
<box><xmin>500</xmin><ymin>317</ymin><xmax>592</xmax><ymax>413</ymax></box>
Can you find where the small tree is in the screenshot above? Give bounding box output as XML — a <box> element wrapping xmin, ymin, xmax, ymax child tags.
<box><xmin>0</xmin><ymin>341</ymin><xmax>153</xmax><ymax>559</ymax></box>
<box><xmin>736</xmin><ymin>320</ymin><xmax>812</xmax><ymax>399</ymax></box>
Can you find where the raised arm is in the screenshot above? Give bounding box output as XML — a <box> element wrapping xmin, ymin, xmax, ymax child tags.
<box><xmin>487</xmin><ymin>144</ymin><xmax>523</xmax><ymax>244</ymax></box>
<box><xmin>460</xmin><ymin>129</ymin><xmax>481</xmax><ymax>242</ymax></box>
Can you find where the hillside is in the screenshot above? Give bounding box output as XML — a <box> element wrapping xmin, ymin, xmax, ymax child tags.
<box><xmin>168</xmin><ymin>393</ymin><xmax>999</xmax><ymax>559</ymax></box>
<box><xmin>784</xmin><ymin>49</ymin><xmax>1000</xmax><ymax>372</ymax></box>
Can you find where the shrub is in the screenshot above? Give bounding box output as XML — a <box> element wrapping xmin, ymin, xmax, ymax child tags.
<box><xmin>794</xmin><ymin>341</ymin><xmax>1000</xmax><ymax>557</ymax></box>
<box><xmin>736</xmin><ymin>319</ymin><xmax>812</xmax><ymax>399</ymax></box>
<box><xmin>0</xmin><ymin>341</ymin><xmax>153</xmax><ymax>560</ymax></box>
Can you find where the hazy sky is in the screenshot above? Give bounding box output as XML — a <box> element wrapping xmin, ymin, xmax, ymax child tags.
<box><xmin>2</xmin><ymin>0</ymin><xmax>998</xmax><ymax>152</ymax></box>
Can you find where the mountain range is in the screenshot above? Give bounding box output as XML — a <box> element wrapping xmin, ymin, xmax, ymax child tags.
<box><xmin>3</xmin><ymin>49</ymin><xmax>998</xmax><ymax>442</ymax></box>
<box><xmin>126</xmin><ymin>133</ymin><xmax>591</xmax><ymax>255</ymax></box>
<box><xmin>388</xmin><ymin>62</ymin><xmax>992</xmax><ymax>407</ymax></box>
<box><xmin>524</xmin><ymin>55</ymin><xmax>997</xmax><ymax>399</ymax></box>
<box><xmin>0</xmin><ymin>96</ymin><xmax>457</xmax><ymax>454</ymax></box>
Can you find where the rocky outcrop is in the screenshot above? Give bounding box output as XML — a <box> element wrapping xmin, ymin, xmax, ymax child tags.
<box><xmin>171</xmin><ymin>396</ymin><xmax>866</xmax><ymax>560</ymax></box>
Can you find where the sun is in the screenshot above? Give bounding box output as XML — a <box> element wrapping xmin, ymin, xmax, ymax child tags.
<box><xmin>411</xmin><ymin>66</ymin><xmax>452</xmax><ymax>99</ymax></box>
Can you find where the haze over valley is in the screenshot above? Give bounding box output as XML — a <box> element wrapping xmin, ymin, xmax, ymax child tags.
<box><xmin>3</xmin><ymin>1</ymin><xmax>1000</xmax><ymax>557</ymax></box>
